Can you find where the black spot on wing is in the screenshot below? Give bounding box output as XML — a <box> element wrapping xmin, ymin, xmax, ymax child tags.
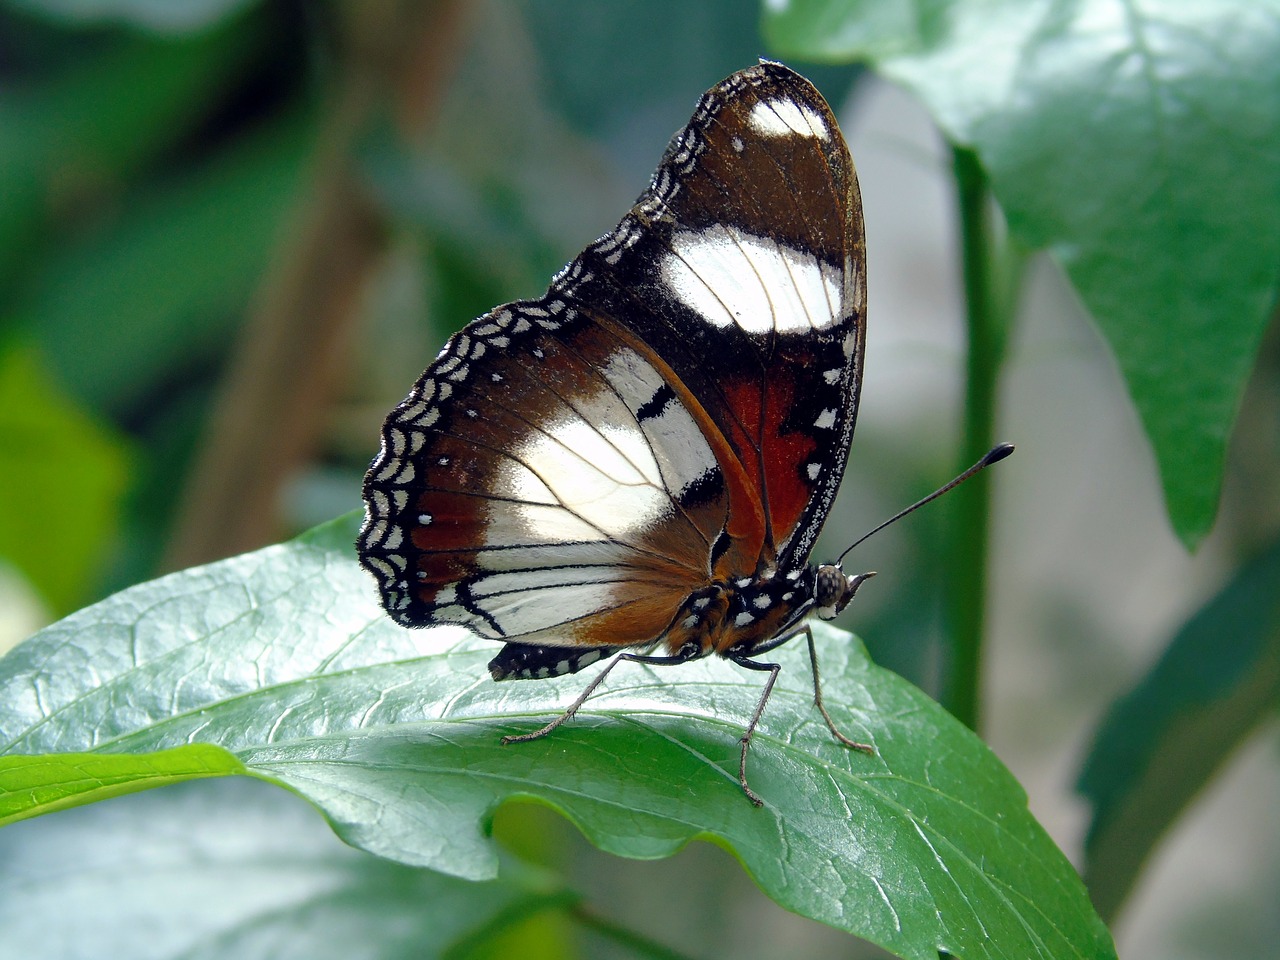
<box><xmin>636</xmin><ymin>382</ymin><xmax>677</xmax><ymax>423</ymax></box>
<box><xmin>678</xmin><ymin>466</ymin><xmax>724</xmax><ymax>509</ymax></box>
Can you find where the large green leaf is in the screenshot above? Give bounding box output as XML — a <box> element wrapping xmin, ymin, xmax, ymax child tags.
<box><xmin>0</xmin><ymin>776</ymin><xmax>575</xmax><ymax>960</ymax></box>
<box><xmin>0</xmin><ymin>516</ymin><xmax>1114</xmax><ymax>959</ymax></box>
<box><xmin>1078</xmin><ymin>536</ymin><xmax>1280</xmax><ymax>921</ymax></box>
<box><xmin>765</xmin><ymin>0</ymin><xmax>1280</xmax><ymax>546</ymax></box>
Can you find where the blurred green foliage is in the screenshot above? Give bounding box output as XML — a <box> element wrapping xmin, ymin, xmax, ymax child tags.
<box><xmin>1</xmin><ymin>1</ymin><xmax>1278</xmax><ymax>958</ymax></box>
<box><xmin>0</xmin><ymin>2</ymin><xmax>313</xmax><ymax>602</ymax></box>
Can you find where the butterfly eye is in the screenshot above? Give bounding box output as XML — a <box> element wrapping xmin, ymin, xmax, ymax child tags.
<box><xmin>812</xmin><ymin>565</ymin><xmax>845</xmax><ymax>617</ymax></box>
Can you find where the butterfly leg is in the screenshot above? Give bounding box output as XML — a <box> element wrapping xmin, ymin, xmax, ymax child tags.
<box><xmin>500</xmin><ymin>643</ymin><xmax>704</xmax><ymax>746</ymax></box>
<box><xmin>803</xmin><ymin>624</ymin><xmax>875</xmax><ymax>754</ymax></box>
<box><xmin>726</xmin><ymin>657</ymin><xmax>783</xmax><ymax>807</ymax></box>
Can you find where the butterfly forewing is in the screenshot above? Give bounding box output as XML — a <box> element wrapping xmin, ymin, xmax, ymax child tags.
<box><xmin>360</xmin><ymin>61</ymin><xmax>864</xmax><ymax>658</ymax></box>
<box><xmin>563</xmin><ymin>64</ymin><xmax>865</xmax><ymax>568</ymax></box>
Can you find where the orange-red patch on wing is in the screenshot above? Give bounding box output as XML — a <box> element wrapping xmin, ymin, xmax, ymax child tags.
<box><xmin>721</xmin><ymin>373</ymin><xmax>818</xmax><ymax>551</ymax></box>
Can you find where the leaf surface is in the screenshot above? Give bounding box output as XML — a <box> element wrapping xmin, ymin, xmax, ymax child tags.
<box><xmin>0</xmin><ymin>776</ymin><xmax>572</xmax><ymax>960</ymax></box>
<box><xmin>0</xmin><ymin>516</ymin><xmax>1114</xmax><ymax>959</ymax></box>
<box><xmin>1079</xmin><ymin>536</ymin><xmax>1280</xmax><ymax>919</ymax></box>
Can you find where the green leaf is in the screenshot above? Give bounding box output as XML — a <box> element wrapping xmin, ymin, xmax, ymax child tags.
<box><xmin>0</xmin><ymin>743</ymin><xmax>242</xmax><ymax>826</ymax></box>
<box><xmin>0</xmin><ymin>344</ymin><xmax>129</xmax><ymax>612</ymax></box>
<box><xmin>524</xmin><ymin>0</ymin><xmax>845</xmax><ymax>137</ymax></box>
<box><xmin>1078</xmin><ymin>536</ymin><xmax>1280</xmax><ymax>921</ymax></box>
<box><xmin>0</xmin><ymin>12</ymin><xmax>273</xmax><ymax>290</ymax></box>
<box><xmin>0</xmin><ymin>776</ymin><xmax>576</xmax><ymax>959</ymax></box>
<box><xmin>0</xmin><ymin>516</ymin><xmax>1115</xmax><ymax>959</ymax></box>
<box><xmin>765</xmin><ymin>0</ymin><xmax>1280</xmax><ymax>546</ymax></box>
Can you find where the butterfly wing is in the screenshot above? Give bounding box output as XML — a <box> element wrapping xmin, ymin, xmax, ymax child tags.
<box><xmin>359</xmin><ymin>62</ymin><xmax>865</xmax><ymax>651</ymax></box>
<box><xmin>360</xmin><ymin>295</ymin><xmax>745</xmax><ymax>648</ymax></box>
<box><xmin>565</xmin><ymin>62</ymin><xmax>867</xmax><ymax>570</ymax></box>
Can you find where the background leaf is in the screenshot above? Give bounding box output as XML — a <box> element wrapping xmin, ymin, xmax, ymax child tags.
<box><xmin>0</xmin><ymin>776</ymin><xmax>575</xmax><ymax>960</ymax></box>
<box><xmin>766</xmin><ymin>0</ymin><xmax>1280</xmax><ymax>545</ymax></box>
<box><xmin>1078</xmin><ymin>535</ymin><xmax>1280</xmax><ymax>920</ymax></box>
<box><xmin>0</xmin><ymin>515</ymin><xmax>1114</xmax><ymax>960</ymax></box>
<box><xmin>14</xmin><ymin>113</ymin><xmax>310</xmax><ymax>417</ymax></box>
<box><xmin>4</xmin><ymin>0</ymin><xmax>259</xmax><ymax>34</ymax></box>
<box><xmin>0</xmin><ymin>10</ymin><xmax>272</xmax><ymax>290</ymax></box>
<box><xmin>0</xmin><ymin>344</ymin><xmax>129</xmax><ymax>613</ymax></box>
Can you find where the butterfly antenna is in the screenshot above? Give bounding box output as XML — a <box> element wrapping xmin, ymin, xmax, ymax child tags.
<box><xmin>835</xmin><ymin>443</ymin><xmax>1015</xmax><ymax>566</ymax></box>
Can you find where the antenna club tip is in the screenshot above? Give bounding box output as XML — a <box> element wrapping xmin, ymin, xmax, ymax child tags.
<box><xmin>985</xmin><ymin>442</ymin><xmax>1015</xmax><ymax>465</ymax></box>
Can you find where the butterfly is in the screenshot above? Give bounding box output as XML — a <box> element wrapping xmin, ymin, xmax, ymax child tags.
<box><xmin>360</xmin><ymin>61</ymin><xmax>877</xmax><ymax>806</ymax></box>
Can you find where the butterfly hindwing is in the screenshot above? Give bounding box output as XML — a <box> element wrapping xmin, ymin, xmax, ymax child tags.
<box><xmin>360</xmin><ymin>296</ymin><xmax>754</xmax><ymax>648</ymax></box>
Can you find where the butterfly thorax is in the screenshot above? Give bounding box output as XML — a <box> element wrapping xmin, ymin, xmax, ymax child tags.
<box><xmin>686</xmin><ymin>566</ymin><xmax>812</xmax><ymax>658</ymax></box>
<box><xmin>687</xmin><ymin>562</ymin><xmax>869</xmax><ymax>661</ymax></box>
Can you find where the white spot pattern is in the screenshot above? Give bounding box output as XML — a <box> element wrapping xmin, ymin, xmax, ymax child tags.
<box><xmin>748</xmin><ymin>98</ymin><xmax>830</xmax><ymax>140</ymax></box>
<box><xmin>662</xmin><ymin>224</ymin><xmax>842</xmax><ymax>335</ymax></box>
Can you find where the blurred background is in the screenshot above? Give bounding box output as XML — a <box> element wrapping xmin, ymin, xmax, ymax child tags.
<box><xmin>1</xmin><ymin>1</ymin><xmax>1276</xmax><ymax>958</ymax></box>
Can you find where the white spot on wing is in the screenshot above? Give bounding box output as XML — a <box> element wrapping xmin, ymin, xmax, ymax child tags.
<box><xmin>662</xmin><ymin>224</ymin><xmax>842</xmax><ymax>335</ymax></box>
<box><xmin>491</xmin><ymin>411</ymin><xmax>668</xmax><ymax>543</ymax></box>
<box><xmin>748</xmin><ymin>98</ymin><xmax>830</xmax><ymax>140</ymax></box>
<box><xmin>601</xmin><ymin>348</ymin><xmax>718</xmax><ymax>498</ymax></box>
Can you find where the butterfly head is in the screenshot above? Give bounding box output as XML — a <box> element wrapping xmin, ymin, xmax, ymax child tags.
<box><xmin>812</xmin><ymin>565</ymin><xmax>875</xmax><ymax>621</ymax></box>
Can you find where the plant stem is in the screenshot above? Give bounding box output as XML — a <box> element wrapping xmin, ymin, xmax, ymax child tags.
<box><xmin>941</xmin><ymin>146</ymin><xmax>1012</xmax><ymax>731</ymax></box>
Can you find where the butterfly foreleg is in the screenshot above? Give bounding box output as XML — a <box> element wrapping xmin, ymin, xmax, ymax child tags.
<box><xmin>499</xmin><ymin>642</ymin><xmax>704</xmax><ymax>746</ymax></box>
<box><xmin>801</xmin><ymin>623</ymin><xmax>874</xmax><ymax>755</ymax></box>
<box><xmin>727</xmin><ymin>624</ymin><xmax>876</xmax><ymax>805</ymax></box>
